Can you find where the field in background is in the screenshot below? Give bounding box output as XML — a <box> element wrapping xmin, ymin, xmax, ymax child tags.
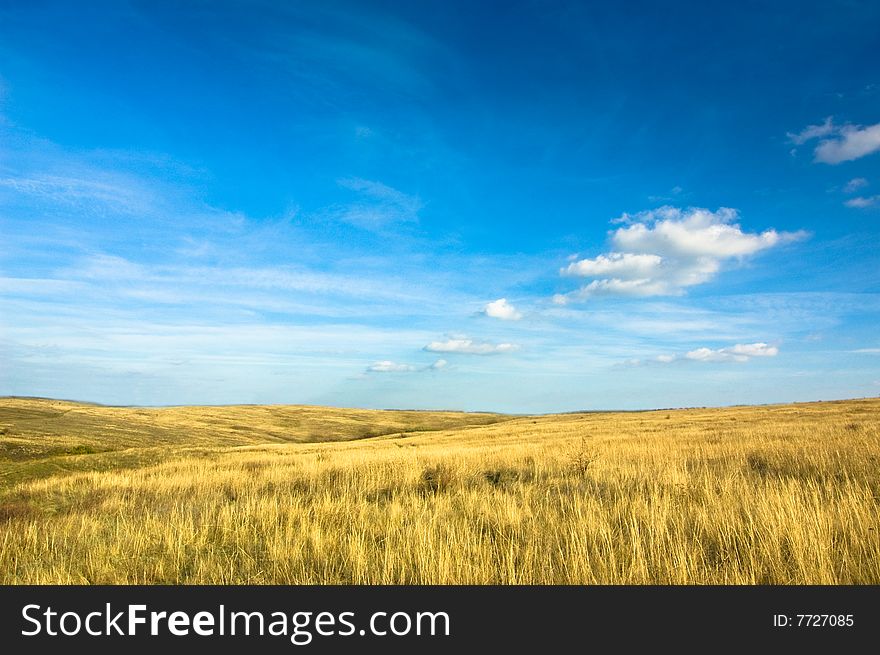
<box><xmin>0</xmin><ymin>398</ymin><xmax>509</xmax><ymax>488</ymax></box>
<box><xmin>1</xmin><ymin>396</ymin><xmax>878</xmax><ymax>584</ymax></box>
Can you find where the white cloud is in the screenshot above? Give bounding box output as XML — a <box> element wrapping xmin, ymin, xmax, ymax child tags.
<box><xmin>685</xmin><ymin>347</ymin><xmax>732</xmax><ymax>362</ymax></box>
<box><xmin>725</xmin><ymin>342</ymin><xmax>779</xmax><ymax>357</ymax></box>
<box><xmin>555</xmin><ymin>207</ymin><xmax>806</xmax><ymax>303</ymax></box>
<box><xmin>787</xmin><ymin>117</ymin><xmax>835</xmax><ymax>145</ymax></box>
<box><xmin>562</xmin><ymin>252</ymin><xmax>662</xmax><ymax>279</ymax></box>
<box><xmin>644</xmin><ymin>342</ymin><xmax>780</xmax><ymax>365</ymax></box>
<box><xmin>814</xmin><ymin>122</ymin><xmax>880</xmax><ymax>164</ymax></box>
<box><xmin>483</xmin><ymin>297</ymin><xmax>522</xmax><ymax>320</ymax></box>
<box><xmin>554</xmin><ymin>277</ymin><xmax>674</xmax><ymax>303</ymax></box>
<box><xmin>366</xmin><ymin>357</ymin><xmax>449</xmax><ymax>373</ymax></box>
<box><xmin>843</xmin><ymin>177</ymin><xmax>869</xmax><ymax>193</ymax></box>
<box><xmin>626</xmin><ymin>343</ymin><xmax>779</xmax><ymax>366</ymax></box>
<box><xmin>367</xmin><ymin>360</ymin><xmax>416</xmax><ymax>373</ymax></box>
<box><xmin>788</xmin><ymin>118</ymin><xmax>880</xmax><ymax>164</ymax></box>
<box><xmin>684</xmin><ymin>342</ymin><xmax>778</xmax><ymax>363</ymax></box>
<box><xmin>611</xmin><ymin>207</ymin><xmax>794</xmax><ymax>257</ymax></box>
<box><xmin>844</xmin><ymin>195</ymin><xmax>879</xmax><ymax>208</ymax></box>
<box><xmin>424</xmin><ymin>338</ymin><xmax>520</xmax><ymax>355</ymax></box>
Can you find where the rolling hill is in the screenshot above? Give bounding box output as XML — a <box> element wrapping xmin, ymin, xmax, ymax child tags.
<box><xmin>1</xmin><ymin>396</ymin><xmax>878</xmax><ymax>584</ymax></box>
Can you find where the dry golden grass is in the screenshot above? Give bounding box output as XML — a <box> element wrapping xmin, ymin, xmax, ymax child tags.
<box><xmin>0</xmin><ymin>397</ymin><xmax>508</xmax><ymax>487</ymax></box>
<box><xmin>1</xmin><ymin>397</ymin><xmax>878</xmax><ymax>584</ymax></box>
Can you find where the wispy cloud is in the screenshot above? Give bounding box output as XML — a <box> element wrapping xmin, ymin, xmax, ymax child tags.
<box><xmin>555</xmin><ymin>207</ymin><xmax>806</xmax><ymax>303</ymax></box>
<box><xmin>51</xmin><ymin>253</ymin><xmax>449</xmax><ymax>311</ymax></box>
<box><xmin>844</xmin><ymin>195</ymin><xmax>879</xmax><ymax>208</ymax></box>
<box><xmin>424</xmin><ymin>337</ymin><xmax>520</xmax><ymax>355</ymax></box>
<box><xmin>366</xmin><ymin>357</ymin><xmax>447</xmax><ymax>373</ymax></box>
<box><xmin>367</xmin><ymin>360</ymin><xmax>416</xmax><ymax>372</ymax></box>
<box><xmin>333</xmin><ymin>177</ymin><xmax>422</xmax><ymax>230</ymax></box>
<box><xmin>648</xmin><ymin>185</ymin><xmax>687</xmax><ymax>203</ymax></box>
<box><xmin>843</xmin><ymin>177</ymin><xmax>868</xmax><ymax>193</ymax></box>
<box><xmin>787</xmin><ymin>116</ymin><xmax>835</xmax><ymax>145</ymax></box>
<box><xmin>0</xmin><ymin>174</ymin><xmax>154</xmax><ymax>215</ymax></box>
<box><xmin>788</xmin><ymin>117</ymin><xmax>880</xmax><ymax>164</ymax></box>
<box><xmin>482</xmin><ymin>297</ymin><xmax>522</xmax><ymax>321</ymax></box>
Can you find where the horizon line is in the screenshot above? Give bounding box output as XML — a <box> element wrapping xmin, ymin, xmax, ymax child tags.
<box><xmin>3</xmin><ymin>394</ymin><xmax>877</xmax><ymax>417</ymax></box>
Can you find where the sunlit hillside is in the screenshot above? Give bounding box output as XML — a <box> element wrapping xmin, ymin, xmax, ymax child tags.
<box><xmin>0</xmin><ymin>397</ymin><xmax>510</xmax><ymax>488</ymax></box>
<box><xmin>1</xmin><ymin>397</ymin><xmax>878</xmax><ymax>584</ymax></box>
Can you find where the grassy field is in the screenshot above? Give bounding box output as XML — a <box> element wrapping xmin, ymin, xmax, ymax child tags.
<box><xmin>1</xmin><ymin>396</ymin><xmax>878</xmax><ymax>584</ymax></box>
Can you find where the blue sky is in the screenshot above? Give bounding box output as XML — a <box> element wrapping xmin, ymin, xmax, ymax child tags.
<box><xmin>1</xmin><ymin>0</ymin><xmax>879</xmax><ymax>412</ymax></box>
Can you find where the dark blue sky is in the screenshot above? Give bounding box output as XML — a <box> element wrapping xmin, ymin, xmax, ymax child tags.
<box><xmin>1</xmin><ymin>1</ymin><xmax>879</xmax><ymax>410</ymax></box>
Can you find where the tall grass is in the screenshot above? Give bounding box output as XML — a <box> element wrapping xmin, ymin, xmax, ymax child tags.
<box><xmin>1</xmin><ymin>399</ymin><xmax>878</xmax><ymax>584</ymax></box>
